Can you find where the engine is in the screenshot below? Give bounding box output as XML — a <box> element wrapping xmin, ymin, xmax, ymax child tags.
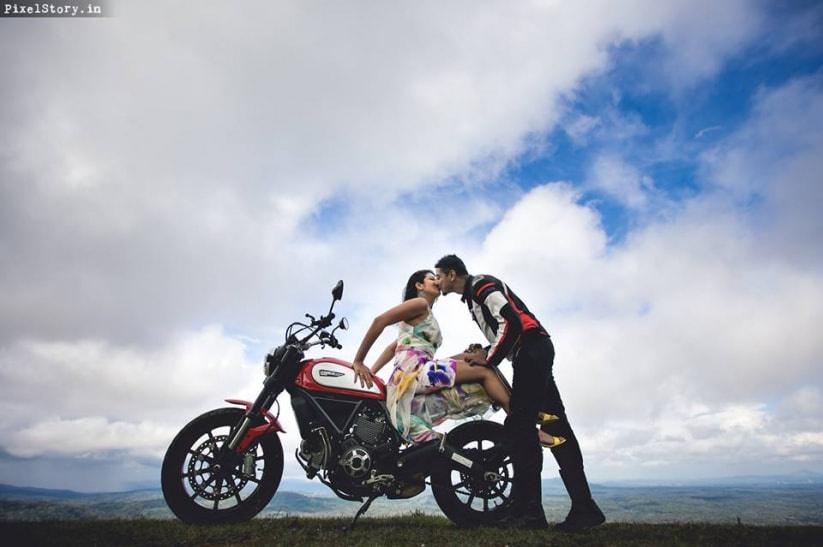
<box><xmin>299</xmin><ymin>403</ymin><xmax>397</xmax><ymax>493</ymax></box>
<box><xmin>351</xmin><ymin>404</ymin><xmax>392</xmax><ymax>446</ymax></box>
<box><xmin>336</xmin><ymin>406</ymin><xmax>394</xmax><ymax>480</ymax></box>
<box><xmin>335</xmin><ymin>406</ymin><xmax>397</xmax><ymax>485</ymax></box>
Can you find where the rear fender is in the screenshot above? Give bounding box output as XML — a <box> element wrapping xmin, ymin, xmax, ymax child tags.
<box><xmin>225</xmin><ymin>398</ymin><xmax>285</xmax><ymax>452</ymax></box>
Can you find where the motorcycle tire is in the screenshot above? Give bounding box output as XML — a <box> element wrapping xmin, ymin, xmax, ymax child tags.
<box><xmin>431</xmin><ymin>420</ymin><xmax>515</xmax><ymax>528</ymax></box>
<box><xmin>161</xmin><ymin>407</ymin><xmax>283</xmax><ymax>524</ymax></box>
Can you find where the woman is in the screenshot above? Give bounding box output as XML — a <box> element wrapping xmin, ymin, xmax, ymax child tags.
<box><xmin>351</xmin><ymin>270</ymin><xmax>563</xmax><ymax>447</ymax></box>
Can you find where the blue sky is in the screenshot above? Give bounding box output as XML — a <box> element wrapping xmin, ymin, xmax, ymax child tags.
<box><xmin>1</xmin><ymin>1</ymin><xmax>822</xmax><ymax>492</ymax></box>
<box><xmin>508</xmin><ymin>30</ymin><xmax>822</xmax><ymax>243</ymax></box>
<box><xmin>302</xmin><ymin>7</ymin><xmax>823</xmax><ymax>244</ymax></box>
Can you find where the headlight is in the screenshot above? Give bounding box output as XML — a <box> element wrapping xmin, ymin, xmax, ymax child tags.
<box><xmin>264</xmin><ymin>345</ymin><xmax>286</xmax><ymax>376</ymax></box>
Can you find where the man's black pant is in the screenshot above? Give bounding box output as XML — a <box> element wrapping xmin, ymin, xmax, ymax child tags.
<box><xmin>504</xmin><ymin>333</ymin><xmax>584</xmax><ymax>509</ymax></box>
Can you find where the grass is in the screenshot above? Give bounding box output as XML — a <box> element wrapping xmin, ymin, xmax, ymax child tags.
<box><xmin>2</xmin><ymin>513</ymin><xmax>823</xmax><ymax>546</ymax></box>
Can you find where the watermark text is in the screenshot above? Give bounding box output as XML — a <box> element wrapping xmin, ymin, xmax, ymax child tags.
<box><xmin>2</xmin><ymin>1</ymin><xmax>109</xmax><ymax>17</ymax></box>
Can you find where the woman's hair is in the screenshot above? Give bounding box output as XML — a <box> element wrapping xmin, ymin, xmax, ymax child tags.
<box><xmin>403</xmin><ymin>269</ymin><xmax>434</xmax><ymax>301</ymax></box>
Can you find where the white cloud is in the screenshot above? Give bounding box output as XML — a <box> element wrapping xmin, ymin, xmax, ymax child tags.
<box><xmin>6</xmin><ymin>417</ymin><xmax>176</xmax><ymax>459</ymax></box>
<box><xmin>565</xmin><ymin>114</ymin><xmax>602</xmax><ymax>145</ymax></box>
<box><xmin>0</xmin><ymin>0</ymin><xmax>765</xmax><ymax>346</ymax></box>
<box><xmin>587</xmin><ymin>153</ymin><xmax>655</xmax><ymax>209</ymax></box>
<box><xmin>477</xmin><ymin>191</ymin><xmax>823</xmax><ymax>476</ymax></box>
<box><xmin>469</xmin><ymin>74</ymin><xmax>823</xmax><ymax>477</ymax></box>
<box><xmin>1</xmin><ymin>1</ymin><xmax>798</xmax><ymax>488</ymax></box>
<box><xmin>0</xmin><ymin>327</ymin><xmax>263</xmax><ymax>456</ymax></box>
<box><xmin>700</xmin><ymin>75</ymin><xmax>823</xmax><ymax>267</ymax></box>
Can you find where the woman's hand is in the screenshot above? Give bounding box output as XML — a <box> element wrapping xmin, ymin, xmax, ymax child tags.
<box><xmin>352</xmin><ymin>360</ymin><xmax>374</xmax><ymax>388</ymax></box>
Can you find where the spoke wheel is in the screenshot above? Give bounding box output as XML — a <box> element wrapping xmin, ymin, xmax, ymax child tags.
<box><xmin>162</xmin><ymin>407</ymin><xmax>283</xmax><ymax>524</ymax></box>
<box><xmin>431</xmin><ymin>421</ymin><xmax>514</xmax><ymax>528</ymax></box>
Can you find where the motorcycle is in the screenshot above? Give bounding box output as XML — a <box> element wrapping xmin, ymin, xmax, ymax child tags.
<box><xmin>161</xmin><ymin>281</ymin><xmax>515</xmax><ymax>528</ymax></box>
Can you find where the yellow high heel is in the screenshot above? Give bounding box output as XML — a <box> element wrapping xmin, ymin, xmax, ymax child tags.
<box><xmin>537</xmin><ymin>411</ymin><xmax>560</xmax><ymax>424</ymax></box>
<box><xmin>539</xmin><ymin>434</ymin><xmax>566</xmax><ymax>449</ymax></box>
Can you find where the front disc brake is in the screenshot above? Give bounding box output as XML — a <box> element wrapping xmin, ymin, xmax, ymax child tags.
<box><xmin>187</xmin><ymin>434</ymin><xmax>250</xmax><ymax>501</ymax></box>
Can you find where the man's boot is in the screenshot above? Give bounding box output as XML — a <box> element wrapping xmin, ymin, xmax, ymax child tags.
<box><xmin>554</xmin><ymin>467</ymin><xmax>605</xmax><ymax>532</ymax></box>
<box><xmin>492</xmin><ymin>468</ymin><xmax>548</xmax><ymax>530</ymax></box>
<box><xmin>494</xmin><ymin>499</ymin><xmax>549</xmax><ymax>530</ymax></box>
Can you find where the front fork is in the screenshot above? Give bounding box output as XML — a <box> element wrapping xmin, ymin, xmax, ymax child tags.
<box><xmin>226</xmin><ymin>346</ymin><xmax>301</xmax><ymax>452</ymax></box>
<box><xmin>224</xmin><ymin>380</ymin><xmax>286</xmax><ymax>454</ymax></box>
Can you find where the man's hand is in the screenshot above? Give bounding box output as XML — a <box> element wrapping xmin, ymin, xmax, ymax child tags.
<box><xmin>464</xmin><ymin>343</ymin><xmax>485</xmax><ymax>353</ymax></box>
<box><xmin>462</xmin><ymin>343</ymin><xmax>488</xmax><ymax>366</ymax></box>
<box><xmin>466</xmin><ymin>354</ymin><xmax>488</xmax><ymax>366</ymax></box>
<box><xmin>465</xmin><ymin>346</ymin><xmax>488</xmax><ymax>367</ymax></box>
<box><xmin>351</xmin><ymin>360</ymin><xmax>374</xmax><ymax>388</ymax></box>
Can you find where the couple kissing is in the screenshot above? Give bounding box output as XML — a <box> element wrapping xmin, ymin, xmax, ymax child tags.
<box><xmin>350</xmin><ymin>254</ymin><xmax>605</xmax><ymax>531</ymax></box>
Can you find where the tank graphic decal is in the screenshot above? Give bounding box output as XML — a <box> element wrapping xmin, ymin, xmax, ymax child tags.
<box><xmin>310</xmin><ymin>362</ymin><xmax>382</xmax><ymax>395</ymax></box>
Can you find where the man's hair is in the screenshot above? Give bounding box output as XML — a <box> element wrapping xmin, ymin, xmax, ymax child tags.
<box><xmin>435</xmin><ymin>254</ymin><xmax>468</xmax><ymax>276</ymax></box>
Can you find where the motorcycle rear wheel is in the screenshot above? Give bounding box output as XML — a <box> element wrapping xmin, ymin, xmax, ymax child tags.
<box><xmin>161</xmin><ymin>407</ymin><xmax>283</xmax><ymax>524</ymax></box>
<box><xmin>431</xmin><ymin>420</ymin><xmax>514</xmax><ymax>528</ymax></box>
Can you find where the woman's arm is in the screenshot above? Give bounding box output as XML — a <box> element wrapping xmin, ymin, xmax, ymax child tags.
<box><xmin>370</xmin><ymin>340</ymin><xmax>397</xmax><ymax>375</ymax></box>
<box><xmin>351</xmin><ymin>297</ymin><xmax>428</xmax><ymax>387</ymax></box>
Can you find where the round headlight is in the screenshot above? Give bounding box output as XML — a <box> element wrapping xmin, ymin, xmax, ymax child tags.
<box><xmin>264</xmin><ymin>345</ymin><xmax>286</xmax><ymax>376</ymax></box>
<box><xmin>263</xmin><ymin>350</ymin><xmax>276</xmax><ymax>376</ymax></box>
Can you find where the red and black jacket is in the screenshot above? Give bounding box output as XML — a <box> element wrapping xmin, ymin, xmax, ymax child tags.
<box><xmin>461</xmin><ymin>274</ymin><xmax>548</xmax><ymax>368</ymax></box>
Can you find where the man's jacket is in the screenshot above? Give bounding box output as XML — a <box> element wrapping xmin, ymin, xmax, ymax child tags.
<box><xmin>461</xmin><ymin>274</ymin><xmax>548</xmax><ymax>368</ymax></box>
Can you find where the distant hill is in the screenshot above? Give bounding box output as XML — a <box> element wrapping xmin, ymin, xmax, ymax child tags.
<box><xmin>2</xmin><ymin>473</ymin><xmax>823</xmax><ymax>525</ymax></box>
<box><xmin>596</xmin><ymin>470</ymin><xmax>823</xmax><ymax>488</ymax></box>
<box><xmin>0</xmin><ymin>483</ymin><xmax>91</xmax><ymax>499</ymax></box>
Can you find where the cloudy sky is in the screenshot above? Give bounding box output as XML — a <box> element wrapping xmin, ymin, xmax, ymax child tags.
<box><xmin>1</xmin><ymin>1</ymin><xmax>822</xmax><ymax>492</ymax></box>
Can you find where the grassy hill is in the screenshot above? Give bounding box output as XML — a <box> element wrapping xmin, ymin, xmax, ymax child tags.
<box><xmin>2</xmin><ymin>513</ymin><xmax>823</xmax><ymax>546</ymax></box>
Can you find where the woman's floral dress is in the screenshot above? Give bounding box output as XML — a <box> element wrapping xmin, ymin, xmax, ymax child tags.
<box><xmin>386</xmin><ymin>309</ymin><xmax>492</xmax><ymax>443</ymax></box>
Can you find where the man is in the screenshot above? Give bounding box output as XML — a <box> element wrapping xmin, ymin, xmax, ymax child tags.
<box><xmin>435</xmin><ymin>254</ymin><xmax>605</xmax><ymax>531</ymax></box>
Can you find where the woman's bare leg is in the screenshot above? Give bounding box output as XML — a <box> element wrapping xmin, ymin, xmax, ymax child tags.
<box><xmin>454</xmin><ymin>361</ymin><xmax>560</xmax><ymax>447</ymax></box>
<box><xmin>454</xmin><ymin>361</ymin><xmax>511</xmax><ymax>414</ymax></box>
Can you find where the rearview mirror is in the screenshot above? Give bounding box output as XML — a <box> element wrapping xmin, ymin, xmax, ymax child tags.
<box><xmin>332</xmin><ymin>280</ymin><xmax>344</xmax><ymax>301</ymax></box>
<box><xmin>338</xmin><ymin>317</ymin><xmax>349</xmax><ymax>330</ymax></box>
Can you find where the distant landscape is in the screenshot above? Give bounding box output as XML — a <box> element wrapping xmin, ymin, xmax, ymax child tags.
<box><xmin>2</xmin><ymin>472</ymin><xmax>822</xmax><ymax>526</ymax></box>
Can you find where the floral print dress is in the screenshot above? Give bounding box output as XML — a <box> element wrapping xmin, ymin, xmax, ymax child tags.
<box><xmin>386</xmin><ymin>309</ymin><xmax>492</xmax><ymax>443</ymax></box>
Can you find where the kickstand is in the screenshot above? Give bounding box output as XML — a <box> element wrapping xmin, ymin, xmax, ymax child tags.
<box><xmin>345</xmin><ymin>494</ymin><xmax>378</xmax><ymax>531</ymax></box>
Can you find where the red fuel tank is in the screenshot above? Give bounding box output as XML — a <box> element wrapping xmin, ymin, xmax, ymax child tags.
<box><xmin>294</xmin><ymin>357</ymin><xmax>386</xmax><ymax>401</ymax></box>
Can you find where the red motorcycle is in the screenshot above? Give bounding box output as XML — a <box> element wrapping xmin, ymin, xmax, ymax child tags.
<box><xmin>161</xmin><ymin>281</ymin><xmax>515</xmax><ymax>528</ymax></box>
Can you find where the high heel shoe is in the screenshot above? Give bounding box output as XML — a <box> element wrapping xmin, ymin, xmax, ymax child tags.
<box><xmin>537</xmin><ymin>411</ymin><xmax>560</xmax><ymax>424</ymax></box>
<box><xmin>539</xmin><ymin>433</ymin><xmax>566</xmax><ymax>449</ymax></box>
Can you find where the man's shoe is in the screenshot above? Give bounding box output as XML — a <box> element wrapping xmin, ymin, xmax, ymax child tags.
<box><xmin>494</xmin><ymin>513</ymin><xmax>549</xmax><ymax>530</ymax></box>
<box><xmin>493</xmin><ymin>504</ymin><xmax>548</xmax><ymax>530</ymax></box>
<box><xmin>554</xmin><ymin>499</ymin><xmax>605</xmax><ymax>532</ymax></box>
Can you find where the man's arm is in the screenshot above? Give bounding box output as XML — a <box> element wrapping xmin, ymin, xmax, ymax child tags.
<box><xmin>477</xmin><ymin>283</ymin><xmax>522</xmax><ymax>368</ymax></box>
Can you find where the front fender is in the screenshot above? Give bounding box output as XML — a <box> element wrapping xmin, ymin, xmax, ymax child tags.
<box><xmin>225</xmin><ymin>398</ymin><xmax>285</xmax><ymax>433</ymax></box>
<box><xmin>225</xmin><ymin>398</ymin><xmax>286</xmax><ymax>453</ymax></box>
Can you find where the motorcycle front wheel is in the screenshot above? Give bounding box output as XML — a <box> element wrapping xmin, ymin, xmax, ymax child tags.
<box><xmin>161</xmin><ymin>407</ymin><xmax>283</xmax><ymax>524</ymax></box>
<box><xmin>430</xmin><ymin>420</ymin><xmax>515</xmax><ymax>528</ymax></box>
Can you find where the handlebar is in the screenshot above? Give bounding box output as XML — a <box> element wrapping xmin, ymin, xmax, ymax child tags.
<box><xmin>286</xmin><ymin>317</ymin><xmax>342</xmax><ymax>351</ymax></box>
<box><xmin>283</xmin><ymin>282</ymin><xmax>346</xmax><ymax>351</ymax></box>
<box><xmin>303</xmin><ymin>338</ymin><xmax>342</xmax><ymax>350</ymax></box>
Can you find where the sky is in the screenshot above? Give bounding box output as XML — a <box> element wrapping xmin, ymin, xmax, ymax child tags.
<box><xmin>1</xmin><ymin>0</ymin><xmax>822</xmax><ymax>492</ymax></box>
